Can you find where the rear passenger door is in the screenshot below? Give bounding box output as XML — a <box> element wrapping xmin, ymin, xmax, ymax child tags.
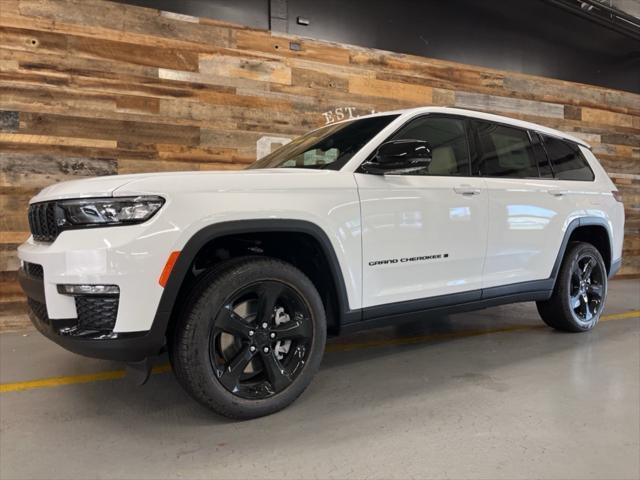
<box><xmin>473</xmin><ymin>120</ymin><xmax>574</xmax><ymax>289</ymax></box>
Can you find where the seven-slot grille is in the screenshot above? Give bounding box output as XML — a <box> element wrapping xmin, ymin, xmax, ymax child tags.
<box><xmin>28</xmin><ymin>202</ymin><xmax>59</xmax><ymax>242</ymax></box>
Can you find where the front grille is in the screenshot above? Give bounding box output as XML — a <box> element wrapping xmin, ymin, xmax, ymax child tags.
<box><xmin>23</xmin><ymin>261</ymin><xmax>43</xmax><ymax>278</ymax></box>
<box><xmin>28</xmin><ymin>202</ymin><xmax>60</xmax><ymax>242</ymax></box>
<box><xmin>27</xmin><ymin>298</ymin><xmax>50</xmax><ymax>325</ymax></box>
<box><xmin>75</xmin><ymin>296</ymin><xmax>119</xmax><ymax>332</ymax></box>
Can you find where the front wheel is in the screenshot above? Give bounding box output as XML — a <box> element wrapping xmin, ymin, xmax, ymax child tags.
<box><xmin>537</xmin><ymin>242</ymin><xmax>608</xmax><ymax>332</ymax></box>
<box><xmin>171</xmin><ymin>257</ymin><xmax>326</xmax><ymax>419</ymax></box>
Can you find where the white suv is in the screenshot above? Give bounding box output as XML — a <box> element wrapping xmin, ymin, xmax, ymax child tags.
<box><xmin>18</xmin><ymin>107</ymin><xmax>624</xmax><ymax>418</ymax></box>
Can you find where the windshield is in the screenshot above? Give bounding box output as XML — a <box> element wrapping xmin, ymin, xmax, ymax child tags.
<box><xmin>248</xmin><ymin>114</ymin><xmax>399</xmax><ymax>170</ymax></box>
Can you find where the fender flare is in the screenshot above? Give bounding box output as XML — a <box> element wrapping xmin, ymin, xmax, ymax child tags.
<box><xmin>550</xmin><ymin>216</ymin><xmax>614</xmax><ymax>284</ymax></box>
<box><xmin>150</xmin><ymin>219</ymin><xmax>355</xmax><ymax>343</ymax></box>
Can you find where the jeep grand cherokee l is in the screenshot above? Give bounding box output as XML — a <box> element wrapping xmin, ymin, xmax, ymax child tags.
<box><xmin>18</xmin><ymin>107</ymin><xmax>624</xmax><ymax>418</ymax></box>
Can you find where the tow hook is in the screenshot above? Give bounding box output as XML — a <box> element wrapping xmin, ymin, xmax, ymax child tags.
<box><xmin>125</xmin><ymin>357</ymin><xmax>152</xmax><ymax>386</ymax></box>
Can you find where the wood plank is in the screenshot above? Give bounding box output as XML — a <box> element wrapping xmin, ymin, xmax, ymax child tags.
<box><xmin>1</xmin><ymin>46</ymin><xmax>160</xmax><ymax>79</ymax></box>
<box><xmin>156</xmin><ymin>144</ymin><xmax>252</xmax><ymax>164</ymax></box>
<box><xmin>1</xmin><ymin>84</ymin><xmax>115</xmax><ymax>114</ymax></box>
<box><xmin>20</xmin><ymin>112</ymin><xmax>200</xmax><ymax>145</ymax></box>
<box><xmin>115</xmin><ymin>95</ymin><xmax>160</xmax><ymax>114</ymax></box>
<box><xmin>117</xmin><ymin>158</ymin><xmax>243</xmax><ymax>174</ymax></box>
<box><xmin>0</xmin><ymin>152</ymin><xmax>117</xmax><ymax>192</ymax></box>
<box><xmin>0</xmin><ymin>245</ymin><xmax>20</xmax><ymax>272</ymax></box>
<box><xmin>291</xmin><ymin>67</ymin><xmax>348</xmax><ymax>92</ymax></box>
<box><xmin>455</xmin><ymin>91</ymin><xmax>565</xmax><ymax>118</ymax></box>
<box><xmin>581</xmin><ymin>107</ymin><xmax>635</xmax><ymax>128</ymax></box>
<box><xmin>235</xmin><ymin>30</ymin><xmax>351</xmax><ymax>65</ymax></box>
<box><xmin>601</xmin><ymin>133</ymin><xmax>640</xmax><ymax>147</ymax></box>
<box><xmin>0</xmin><ymin>133</ymin><xmax>116</xmax><ymax>148</ymax></box>
<box><xmin>158</xmin><ymin>67</ymin><xmax>267</xmax><ymax>93</ymax></box>
<box><xmin>67</xmin><ymin>35</ymin><xmax>199</xmax><ymax>72</ymax></box>
<box><xmin>349</xmin><ymin>76</ymin><xmax>433</xmax><ymax>103</ymax></box>
<box><xmin>564</xmin><ymin>105</ymin><xmax>582</xmax><ymax>121</ymax></box>
<box><xmin>199</xmin><ymin>54</ymin><xmax>291</xmax><ymax>85</ymax></box>
<box><xmin>0</xmin><ymin>232</ymin><xmax>29</xmax><ymax>244</ymax></box>
<box><xmin>18</xmin><ymin>0</ymin><xmax>232</xmax><ymax>49</ymax></box>
<box><xmin>503</xmin><ymin>76</ymin><xmax>640</xmax><ymax>116</ymax></box>
<box><xmin>432</xmin><ymin>88</ymin><xmax>456</xmax><ymax>106</ymax></box>
<box><xmin>0</xmin><ymin>26</ymin><xmax>199</xmax><ymax>71</ymax></box>
<box><xmin>350</xmin><ymin>51</ymin><xmax>505</xmax><ymax>91</ymax></box>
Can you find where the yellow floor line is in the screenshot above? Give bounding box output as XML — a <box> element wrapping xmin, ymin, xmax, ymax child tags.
<box><xmin>600</xmin><ymin>310</ymin><xmax>640</xmax><ymax>322</ymax></box>
<box><xmin>1</xmin><ymin>310</ymin><xmax>638</xmax><ymax>394</ymax></box>
<box><xmin>0</xmin><ymin>364</ymin><xmax>171</xmax><ymax>393</ymax></box>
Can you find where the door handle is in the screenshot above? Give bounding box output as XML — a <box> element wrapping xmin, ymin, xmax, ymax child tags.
<box><xmin>454</xmin><ymin>185</ymin><xmax>481</xmax><ymax>196</ymax></box>
<box><xmin>547</xmin><ymin>189</ymin><xmax>569</xmax><ymax>197</ymax></box>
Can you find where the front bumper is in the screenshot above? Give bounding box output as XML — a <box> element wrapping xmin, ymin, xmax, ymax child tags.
<box><xmin>18</xmin><ymin>266</ymin><xmax>164</xmax><ymax>361</ymax></box>
<box><xmin>17</xmin><ymin>215</ymin><xmax>182</xmax><ymax>361</ymax></box>
<box><xmin>17</xmin><ymin>223</ymin><xmax>174</xmax><ymax>332</ymax></box>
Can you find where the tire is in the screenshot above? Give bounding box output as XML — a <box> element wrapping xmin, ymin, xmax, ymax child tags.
<box><xmin>171</xmin><ymin>257</ymin><xmax>326</xmax><ymax>419</ymax></box>
<box><xmin>537</xmin><ymin>241</ymin><xmax>608</xmax><ymax>332</ymax></box>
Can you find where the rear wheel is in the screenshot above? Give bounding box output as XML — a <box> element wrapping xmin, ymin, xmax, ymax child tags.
<box><xmin>171</xmin><ymin>257</ymin><xmax>326</xmax><ymax>419</ymax></box>
<box><xmin>537</xmin><ymin>242</ymin><xmax>607</xmax><ymax>332</ymax></box>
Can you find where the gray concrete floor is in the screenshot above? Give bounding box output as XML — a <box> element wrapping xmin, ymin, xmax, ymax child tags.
<box><xmin>1</xmin><ymin>280</ymin><xmax>639</xmax><ymax>480</ymax></box>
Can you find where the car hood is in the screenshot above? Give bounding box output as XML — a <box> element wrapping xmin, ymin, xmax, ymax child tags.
<box><xmin>30</xmin><ymin>169</ymin><xmax>337</xmax><ymax>203</ymax></box>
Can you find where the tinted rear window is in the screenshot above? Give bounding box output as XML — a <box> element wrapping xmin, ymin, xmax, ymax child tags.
<box><xmin>474</xmin><ymin>121</ymin><xmax>538</xmax><ymax>178</ymax></box>
<box><xmin>542</xmin><ymin>136</ymin><xmax>594</xmax><ymax>181</ymax></box>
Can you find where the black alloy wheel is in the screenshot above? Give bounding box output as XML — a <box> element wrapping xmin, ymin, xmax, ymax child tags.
<box><xmin>537</xmin><ymin>242</ymin><xmax>608</xmax><ymax>332</ymax></box>
<box><xmin>568</xmin><ymin>253</ymin><xmax>605</xmax><ymax>324</ymax></box>
<box><xmin>210</xmin><ymin>280</ymin><xmax>314</xmax><ymax>399</ymax></box>
<box><xmin>171</xmin><ymin>257</ymin><xmax>326</xmax><ymax>419</ymax></box>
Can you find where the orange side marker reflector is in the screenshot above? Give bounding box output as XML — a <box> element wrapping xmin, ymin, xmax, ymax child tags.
<box><xmin>159</xmin><ymin>251</ymin><xmax>181</xmax><ymax>288</ymax></box>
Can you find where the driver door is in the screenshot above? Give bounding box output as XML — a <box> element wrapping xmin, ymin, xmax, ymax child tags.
<box><xmin>356</xmin><ymin>115</ymin><xmax>488</xmax><ymax>309</ymax></box>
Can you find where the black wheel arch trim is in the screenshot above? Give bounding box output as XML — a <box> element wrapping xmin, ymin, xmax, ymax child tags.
<box><xmin>549</xmin><ymin>216</ymin><xmax>614</xmax><ymax>282</ymax></box>
<box><xmin>152</xmin><ymin>219</ymin><xmax>357</xmax><ymax>345</ymax></box>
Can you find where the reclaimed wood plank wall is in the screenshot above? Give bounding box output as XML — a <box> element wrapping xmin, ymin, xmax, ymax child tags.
<box><xmin>1</xmin><ymin>0</ymin><xmax>639</xmax><ymax>321</ymax></box>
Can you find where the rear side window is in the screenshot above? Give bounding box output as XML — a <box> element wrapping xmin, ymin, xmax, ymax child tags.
<box><xmin>473</xmin><ymin>121</ymin><xmax>538</xmax><ymax>178</ymax></box>
<box><xmin>542</xmin><ymin>136</ymin><xmax>595</xmax><ymax>181</ymax></box>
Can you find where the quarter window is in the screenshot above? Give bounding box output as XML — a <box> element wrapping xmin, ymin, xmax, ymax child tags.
<box><xmin>542</xmin><ymin>136</ymin><xmax>595</xmax><ymax>181</ymax></box>
<box><xmin>473</xmin><ymin>121</ymin><xmax>538</xmax><ymax>178</ymax></box>
<box><xmin>389</xmin><ymin>116</ymin><xmax>471</xmax><ymax>176</ymax></box>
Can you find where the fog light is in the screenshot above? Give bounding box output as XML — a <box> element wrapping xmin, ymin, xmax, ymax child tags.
<box><xmin>57</xmin><ymin>284</ymin><xmax>120</xmax><ymax>295</ymax></box>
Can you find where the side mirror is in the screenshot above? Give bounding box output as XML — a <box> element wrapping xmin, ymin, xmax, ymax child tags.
<box><xmin>364</xmin><ymin>139</ymin><xmax>432</xmax><ymax>175</ymax></box>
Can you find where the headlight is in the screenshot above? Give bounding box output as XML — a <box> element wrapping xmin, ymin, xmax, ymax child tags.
<box><xmin>57</xmin><ymin>196</ymin><xmax>164</xmax><ymax>227</ymax></box>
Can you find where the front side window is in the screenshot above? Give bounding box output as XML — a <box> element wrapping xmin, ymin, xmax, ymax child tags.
<box><xmin>542</xmin><ymin>136</ymin><xmax>594</xmax><ymax>181</ymax></box>
<box><xmin>385</xmin><ymin>116</ymin><xmax>471</xmax><ymax>176</ymax></box>
<box><xmin>249</xmin><ymin>115</ymin><xmax>398</xmax><ymax>170</ymax></box>
<box><xmin>474</xmin><ymin>121</ymin><xmax>538</xmax><ymax>178</ymax></box>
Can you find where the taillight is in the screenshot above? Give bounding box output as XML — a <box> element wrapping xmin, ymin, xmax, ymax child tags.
<box><xmin>612</xmin><ymin>191</ymin><xmax>623</xmax><ymax>203</ymax></box>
